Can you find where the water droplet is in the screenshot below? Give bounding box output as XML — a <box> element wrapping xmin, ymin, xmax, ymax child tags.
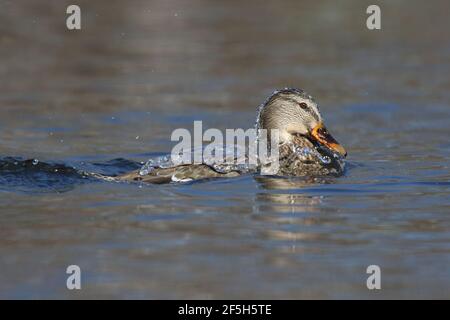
<box><xmin>320</xmin><ymin>155</ymin><xmax>331</xmax><ymax>164</ymax></box>
<box><xmin>294</xmin><ymin>146</ymin><xmax>314</xmax><ymax>160</ymax></box>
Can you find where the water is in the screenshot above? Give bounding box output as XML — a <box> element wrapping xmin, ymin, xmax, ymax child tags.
<box><xmin>1</xmin><ymin>0</ymin><xmax>450</xmax><ymax>299</ymax></box>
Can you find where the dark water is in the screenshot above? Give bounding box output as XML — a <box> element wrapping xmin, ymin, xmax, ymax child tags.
<box><xmin>1</xmin><ymin>0</ymin><xmax>450</xmax><ymax>299</ymax></box>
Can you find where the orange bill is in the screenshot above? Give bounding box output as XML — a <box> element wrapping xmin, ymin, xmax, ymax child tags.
<box><xmin>310</xmin><ymin>123</ymin><xmax>347</xmax><ymax>157</ymax></box>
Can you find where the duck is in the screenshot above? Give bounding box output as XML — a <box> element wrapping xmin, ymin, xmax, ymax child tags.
<box><xmin>115</xmin><ymin>88</ymin><xmax>347</xmax><ymax>184</ymax></box>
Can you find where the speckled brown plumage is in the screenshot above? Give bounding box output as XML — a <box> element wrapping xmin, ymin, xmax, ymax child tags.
<box><xmin>276</xmin><ymin>136</ymin><xmax>345</xmax><ymax>177</ymax></box>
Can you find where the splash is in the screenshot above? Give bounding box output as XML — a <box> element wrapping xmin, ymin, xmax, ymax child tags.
<box><xmin>139</xmin><ymin>155</ymin><xmax>174</xmax><ymax>176</ymax></box>
<box><xmin>293</xmin><ymin>145</ymin><xmax>333</xmax><ymax>164</ymax></box>
<box><xmin>139</xmin><ymin>144</ymin><xmax>259</xmax><ymax>176</ymax></box>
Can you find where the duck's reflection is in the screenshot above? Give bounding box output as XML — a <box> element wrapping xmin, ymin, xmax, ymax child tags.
<box><xmin>252</xmin><ymin>176</ymin><xmax>339</xmax><ymax>253</ymax></box>
<box><xmin>253</xmin><ymin>175</ymin><xmax>335</xmax><ymax>214</ymax></box>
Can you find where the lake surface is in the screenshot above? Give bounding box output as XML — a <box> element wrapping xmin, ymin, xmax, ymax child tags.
<box><xmin>0</xmin><ymin>0</ymin><xmax>449</xmax><ymax>299</ymax></box>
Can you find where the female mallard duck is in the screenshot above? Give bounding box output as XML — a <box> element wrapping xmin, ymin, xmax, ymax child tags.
<box><xmin>116</xmin><ymin>88</ymin><xmax>347</xmax><ymax>184</ymax></box>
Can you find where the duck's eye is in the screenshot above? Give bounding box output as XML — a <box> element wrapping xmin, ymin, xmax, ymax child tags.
<box><xmin>299</xmin><ymin>102</ymin><xmax>308</xmax><ymax>110</ymax></box>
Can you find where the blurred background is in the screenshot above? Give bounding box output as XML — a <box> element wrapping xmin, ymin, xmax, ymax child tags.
<box><xmin>1</xmin><ymin>0</ymin><xmax>449</xmax><ymax>157</ymax></box>
<box><xmin>0</xmin><ymin>0</ymin><xmax>449</xmax><ymax>299</ymax></box>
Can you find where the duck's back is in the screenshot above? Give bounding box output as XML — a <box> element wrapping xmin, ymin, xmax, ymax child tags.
<box><xmin>116</xmin><ymin>164</ymin><xmax>240</xmax><ymax>184</ymax></box>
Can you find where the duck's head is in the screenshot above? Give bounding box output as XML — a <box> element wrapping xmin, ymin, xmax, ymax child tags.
<box><xmin>258</xmin><ymin>88</ymin><xmax>347</xmax><ymax>158</ymax></box>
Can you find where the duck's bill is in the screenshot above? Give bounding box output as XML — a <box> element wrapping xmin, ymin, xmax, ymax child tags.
<box><xmin>310</xmin><ymin>123</ymin><xmax>347</xmax><ymax>158</ymax></box>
